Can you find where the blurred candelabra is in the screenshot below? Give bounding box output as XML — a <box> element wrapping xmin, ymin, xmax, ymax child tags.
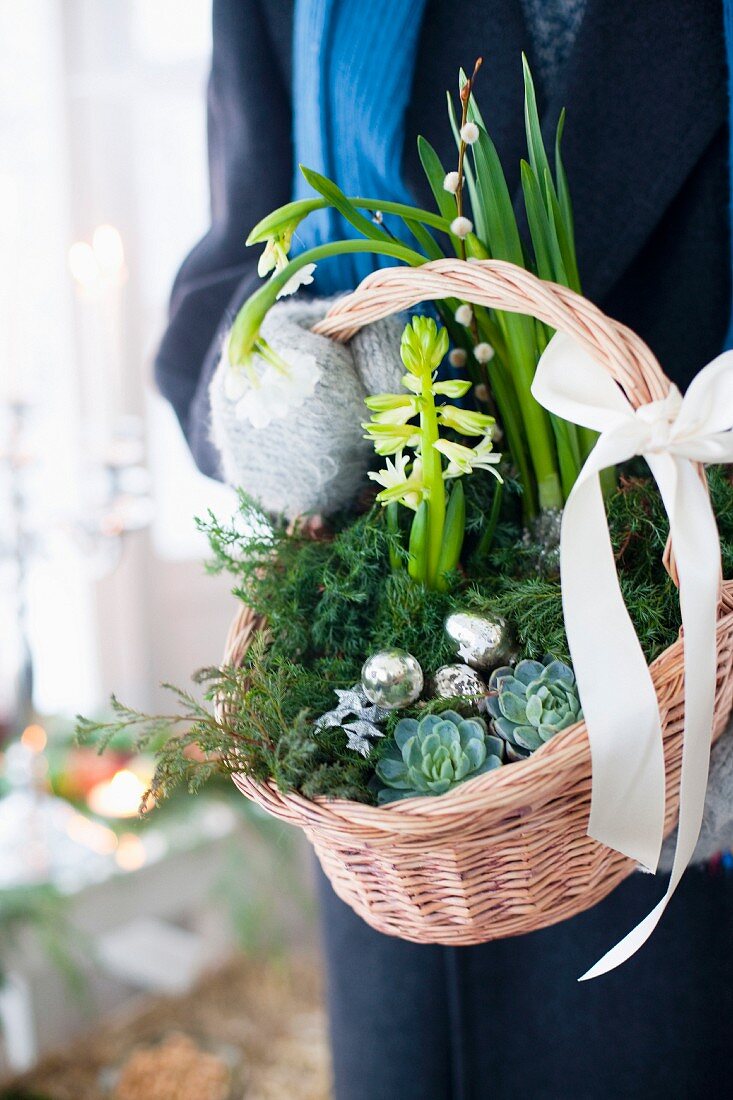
<box><xmin>0</xmin><ymin>224</ymin><xmax>153</xmax><ymax>742</ymax></box>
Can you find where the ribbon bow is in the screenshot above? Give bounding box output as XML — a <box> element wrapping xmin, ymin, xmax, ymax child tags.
<box><xmin>532</xmin><ymin>333</ymin><xmax>733</xmax><ymax>980</ymax></box>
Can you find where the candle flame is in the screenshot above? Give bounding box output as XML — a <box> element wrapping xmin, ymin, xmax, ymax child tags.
<box><xmin>68</xmin><ymin>224</ymin><xmax>126</xmax><ymax>290</ymax></box>
<box><xmin>87</xmin><ymin>768</ymin><xmax>147</xmax><ymax>819</ymax></box>
<box><xmin>65</xmin><ymin>811</ymin><xmax>118</xmax><ymax>855</ymax></box>
<box><xmin>115</xmin><ymin>833</ymin><xmax>146</xmax><ymax>871</ymax></box>
<box><xmin>68</xmin><ymin>240</ymin><xmax>100</xmax><ymax>288</ymax></box>
<box><xmin>92</xmin><ymin>224</ymin><xmax>125</xmax><ymax>276</ymax></box>
<box><xmin>20</xmin><ymin>724</ymin><xmax>47</xmax><ymax>753</ymax></box>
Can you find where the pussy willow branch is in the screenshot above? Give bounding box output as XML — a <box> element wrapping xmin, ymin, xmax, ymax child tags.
<box><xmin>455</xmin><ymin>56</ymin><xmax>483</xmax><ymax>266</ymax></box>
<box><xmin>455</xmin><ymin>58</ymin><xmax>487</xmax><ymax>394</ymax></box>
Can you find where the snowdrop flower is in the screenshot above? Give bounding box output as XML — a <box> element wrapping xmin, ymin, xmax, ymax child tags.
<box><xmin>450</xmin><ymin>216</ymin><xmax>473</xmax><ymax>239</ymax></box>
<box><xmin>443</xmin><ymin>171</ymin><xmax>460</xmax><ymax>194</ymax></box>
<box><xmin>473</xmin><ymin>342</ymin><xmax>495</xmax><ymax>364</ymax></box>
<box><xmin>454</xmin><ymin>304</ymin><xmax>473</xmax><ymax>326</ymax></box>
<box><xmin>258</xmin><ymin>227</ymin><xmax>294</xmax><ymax>278</ymax></box>
<box><xmin>435</xmin><ymin>435</ymin><xmax>502</xmax><ymax>480</ymax></box>
<box><xmin>224</xmin><ymin>364</ymin><xmax>249</xmax><ymax>401</ymax></box>
<box><xmin>220</xmin><ymin>333</ymin><xmax>257</xmax><ymax>401</ymax></box>
<box><xmin>228</xmin><ymin>344</ymin><xmax>320</xmax><ymax>430</ymax></box>
<box><xmin>276</xmin><ymin>262</ymin><xmax>317</xmax><ymax>300</ymax></box>
<box><xmin>369</xmin><ymin>454</ymin><xmax>424</xmax><ymax>511</ymax></box>
<box><xmin>448</xmin><ymin>348</ymin><xmax>468</xmax><ymax>368</ymax></box>
<box><xmin>233</xmin><ymin>370</ymin><xmax>284</xmax><ymax>429</ymax></box>
<box><xmin>460</xmin><ymin>122</ymin><xmax>480</xmax><ymax>145</ymax></box>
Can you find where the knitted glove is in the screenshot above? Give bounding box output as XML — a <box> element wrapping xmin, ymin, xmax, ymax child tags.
<box><xmin>209</xmin><ymin>298</ymin><xmax>405</xmax><ymax>519</ymax></box>
<box><xmin>657</xmin><ymin>711</ymin><xmax>733</xmax><ymax>871</ymax></box>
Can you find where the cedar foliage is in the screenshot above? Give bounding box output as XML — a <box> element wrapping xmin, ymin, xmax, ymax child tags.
<box><xmin>77</xmin><ymin>467</ymin><xmax>733</xmax><ymax>805</ymax></box>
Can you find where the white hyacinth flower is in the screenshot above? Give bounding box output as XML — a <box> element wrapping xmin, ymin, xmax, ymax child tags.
<box><xmin>276</xmin><ymin>262</ymin><xmax>317</xmax><ymax>300</ymax></box>
<box><xmin>437</xmin><ymin>405</ymin><xmax>495</xmax><ymax>436</ymax></box>
<box><xmin>368</xmin><ymin>454</ymin><xmax>424</xmax><ymax>511</ymax></box>
<box><xmin>435</xmin><ymin>435</ymin><xmax>502</xmax><ymax>480</ymax></box>
<box><xmin>450</xmin><ymin>216</ymin><xmax>473</xmax><ymax>239</ymax></box>
<box><xmin>443</xmin><ymin>171</ymin><xmax>460</xmax><ymax>194</ymax></box>
<box><xmin>370</xmin><ymin>401</ymin><xmax>419</xmax><ymax>426</ymax></box>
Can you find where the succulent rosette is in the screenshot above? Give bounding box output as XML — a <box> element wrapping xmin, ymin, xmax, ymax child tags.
<box><xmin>486</xmin><ymin>656</ymin><xmax>582</xmax><ymax>759</ymax></box>
<box><xmin>374</xmin><ymin>710</ymin><xmax>503</xmax><ymax>804</ymax></box>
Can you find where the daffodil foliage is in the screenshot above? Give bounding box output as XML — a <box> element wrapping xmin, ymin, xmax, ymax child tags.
<box><xmin>365</xmin><ymin>316</ymin><xmax>501</xmax><ymax>590</ymax></box>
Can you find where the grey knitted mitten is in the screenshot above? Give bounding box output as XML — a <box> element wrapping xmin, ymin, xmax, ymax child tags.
<box><xmin>209</xmin><ymin>298</ymin><xmax>405</xmax><ymax>519</ymax></box>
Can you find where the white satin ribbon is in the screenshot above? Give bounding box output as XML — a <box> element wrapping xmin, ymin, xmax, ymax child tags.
<box><xmin>532</xmin><ymin>333</ymin><xmax>733</xmax><ymax>980</ymax></box>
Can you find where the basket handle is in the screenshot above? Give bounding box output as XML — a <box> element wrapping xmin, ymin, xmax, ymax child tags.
<box><xmin>313</xmin><ymin>258</ymin><xmax>671</xmax><ymax>407</ymax></box>
<box><xmin>312</xmin><ymin>257</ymin><xmax>696</xmax><ymax>583</ymax></box>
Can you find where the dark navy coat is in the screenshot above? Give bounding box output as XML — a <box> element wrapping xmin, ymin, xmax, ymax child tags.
<box><xmin>156</xmin><ymin>3</ymin><xmax>733</xmax><ymax>1096</ymax></box>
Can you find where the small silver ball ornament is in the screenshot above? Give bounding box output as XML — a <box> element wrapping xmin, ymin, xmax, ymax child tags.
<box><xmin>361</xmin><ymin>649</ymin><xmax>424</xmax><ymax>710</ymax></box>
<box><xmin>444</xmin><ymin>611</ymin><xmax>514</xmax><ymax>670</ymax></box>
<box><xmin>432</xmin><ymin>664</ymin><xmax>487</xmax><ymax>700</ymax></box>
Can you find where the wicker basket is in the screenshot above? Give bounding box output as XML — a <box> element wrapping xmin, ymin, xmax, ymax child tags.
<box><xmin>224</xmin><ymin>259</ymin><xmax>733</xmax><ymax>945</ymax></box>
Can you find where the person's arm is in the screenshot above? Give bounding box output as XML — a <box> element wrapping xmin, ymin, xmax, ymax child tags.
<box><xmin>154</xmin><ymin>0</ymin><xmax>293</xmax><ymax>477</ymax></box>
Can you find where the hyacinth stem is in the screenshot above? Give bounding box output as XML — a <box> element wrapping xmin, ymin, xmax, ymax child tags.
<box><xmin>386</xmin><ymin>502</ymin><xmax>402</xmax><ymax>573</ymax></box>
<box><xmin>418</xmin><ymin>368</ymin><xmax>446</xmax><ymax>590</ymax></box>
<box><xmin>227</xmin><ymin>239</ymin><xmax>427</xmax><ymax>364</ymax></box>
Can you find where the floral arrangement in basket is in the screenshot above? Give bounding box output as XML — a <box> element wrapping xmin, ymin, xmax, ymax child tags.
<box><xmin>79</xmin><ymin>59</ymin><xmax>733</xmax><ymax>977</ymax></box>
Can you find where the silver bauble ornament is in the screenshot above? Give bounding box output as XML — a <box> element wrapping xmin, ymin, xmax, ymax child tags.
<box><xmin>432</xmin><ymin>664</ymin><xmax>487</xmax><ymax>700</ymax></box>
<box><xmin>444</xmin><ymin>611</ymin><xmax>514</xmax><ymax>670</ymax></box>
<box><xmin>361</xmin><ymin>649</ymin><xmax>424</xmax><ymax>709</ymax></box>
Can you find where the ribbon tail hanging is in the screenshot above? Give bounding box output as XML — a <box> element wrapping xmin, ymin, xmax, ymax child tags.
<box><xmin>560</xmin><ymin>436</ymin><xmax>667</xmax><ymax>873</ymax></box>
<box><xmin>580</xmin><ymin>456</ymin><xmax>720</xmax><ymax>979</ymax></box>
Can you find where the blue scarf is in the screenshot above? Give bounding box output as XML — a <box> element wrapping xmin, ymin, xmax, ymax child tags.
<box><xmin>291</xmin><ymin>0</ymin><xmax>428</xmax><ymax>294</ymax></box>
<box><xmin>294</xmin><ymin>0</ymin><xmax>733</xmax><ymax>348</ymax></box>
<box><xmin>724</xmin><ymin>1</ymin><xmax>733</xmax><ymax>348</ymax></box>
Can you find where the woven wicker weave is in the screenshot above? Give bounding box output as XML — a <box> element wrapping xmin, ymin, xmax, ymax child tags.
<box><xmin>224</xmin><ymin>259</ymin><xmax>733</xmax><ymax>944</ymax></box>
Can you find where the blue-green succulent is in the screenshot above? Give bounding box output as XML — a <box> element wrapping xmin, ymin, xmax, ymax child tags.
<box><xmin>486</xmin><ymin>656</ymin><xmax>582</xmax><ymax>759</ymax></box>
<box><xmin>374</xmin><ymin>710</ymin><xmax>503</xmax><ymax>804</ymax></box>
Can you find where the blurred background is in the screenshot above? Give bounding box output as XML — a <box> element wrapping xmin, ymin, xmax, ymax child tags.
<box><xmin>0</xmin><ymin>2</ymin><xmax>326</xmax><ymax>1095</ymax></box>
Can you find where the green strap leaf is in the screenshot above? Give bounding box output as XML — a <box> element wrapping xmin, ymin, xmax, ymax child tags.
<box><xmin>522</xmin><ymin>54</ymin><xmax>555</xmax><ymax>207</ymax></box>
<box><xmin>437</xmin><ymin>478</ymin><xmax>466</xmax><ymax>582</ymax></box>
<box><xmin>554</xmin><ymin>110</ymin><xmax>575</xmax><ymax>246</ymax></box>
<box><xmin>417</xmin><ymin>135</ymin><xmax>458</xmax><ymax>222</ymax></box>
<box><xmin>407</xmin><ymin>500</ymin><xmax>429</xmax><ymax>584</ymax></box>
<box><xmin>299</xmin><ymin>165</ymin><xmax>388</xmax><ymax>242</ymax></box>
<box><xmin>552</xmin><ymin>113</ymin><xmax>581</xmax><ymax>292</ymax></box>
<box><xmin>520</xmin><ymin>160</ymin><xmax>555</xmax><ymax>281</ymax></box>
<box><xmin>406</xmin><ymin>217</ymin><xmax>444</xmax><ymax>261</ymax></box>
